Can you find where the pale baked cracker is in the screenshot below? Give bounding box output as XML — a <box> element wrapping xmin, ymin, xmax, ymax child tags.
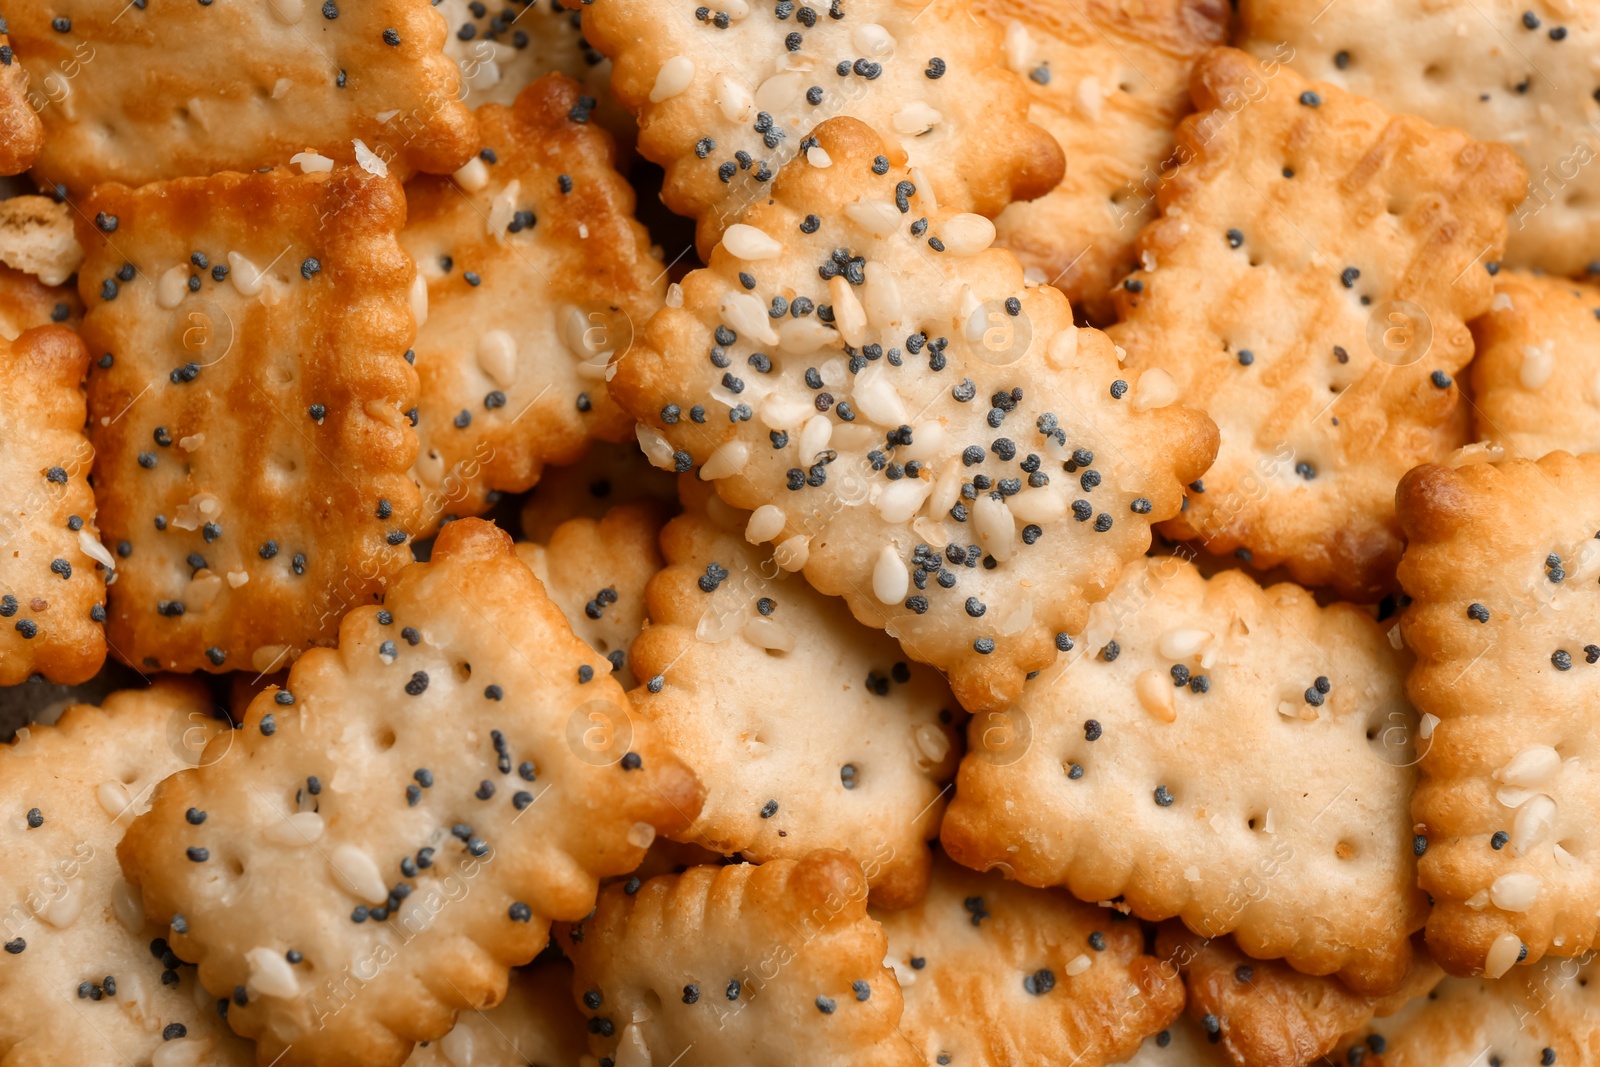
<box><xmin>980</xmin><ymin>0</ymin><xmax>1227</xmax><ymax>323</ymax></box>
<box><xmin>872</xmin><ymin>851</ymin><xmax>1184</xmax><ymax>1066</ymax></box>
<box><xmin>519</xmin><ymin>439</ymin><xmax>680</xmax><ymax>543</ymax></box>
<box><xmin>557</xmin><ymin>850</ymin><xmax>918</xmax><ymax>1067</ymax></box>
<box><xmin>0</xmin><ymin>265</ymin><xmax>82</xmax><ymax>340</ymax></box>
<box><xmin>940</xmin><ymin>555</ymin><xmax>1427</xmax><ymax>994</ymax></box>
<box><xmin>1332</xmin><ymin>956</ymin><xmax>1600</xmax><ymax>1067</ymax></box>
<box><xmin>0</xmin><ymin>195</ymin><xmax>84</xmax><ymax>287</ymax></box>
<box><xmin>403</xmin><ymin>959</ymin><xmax>588</xmax><ymax>1067</ymax></box>
<box><xmin>0</xmin><ymin>25</ymin><xmax>41</xmax><ymax>176</ymax></box>
<box><xmin>78</xmin><ymin>166</ymin><xmax>423</xmax><ymax>676</ymax></box>
<box><xmin>626</xmin><ymin>479</ymin><xmax>960</xmax><ymax>907</ymax></box>
<box><xmin>573</xmin><ymin>0</ymin><xmax>1066</xmax><ymax>255</ymax></box>
<box><xmin>1156</xmin><ymin>926</ymin><xmax>1441</xmax><ymax>1067</ymax></box>
<box><xmin>1397</xmin><ymin>453</ymin><xmax>1600</xmax><ymax>977</ymax></box>
<box><xmin>0</xmin><ymin>679</ymin><xmax>252</xmax><ymax>1067</ymax></box>
<box><xmin>609</xmin><ymin>115</ymin><xmax>1218</xmax><ymax>714</ymax></box>
<box><xmin>1107</xmin><ymin>46</ymin><xmax>1526</xmax><ymax>601</ymax></box>
<box><xmin>1119</xmin><ymin>1017</ymin><xmax>1233</xmax><ymax>1067</ymax></box>
<box><xmin>1238</xmin><ymin>0</ymin><xmax>1600</xmax><ymax>278</ymax></box>
<box><xmin>515</xmin><ymin>501</ymin><xmax>667</xmax><ymax>690</ymax></box>
<box><xmin>1468</xmin><ymin>270</ymin><xmax>1600</xmax><ymax>459</ymax></box>
<box><xmin>12</xmin><ymin>0</ymin><xmax>477</xmax><ymax>192</ymax></box>
<box><xmin>0</xmin><ymin>325</ymin><xmax>106</xmax><ymax>686</ymax></box>
<box><xmin>117</xmin><ymin>518</ymin><xmax>704</xmax><ymax>1067</ymax></box>
<box><xmin>403</xmin><ymin>74</ymin><xmax>660</xmax><ymax>532</ymax></box>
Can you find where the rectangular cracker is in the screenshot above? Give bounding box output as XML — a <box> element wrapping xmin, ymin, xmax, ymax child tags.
<box><xmin>1107</xmin><ymin>45</ymin><xmax>1525</xmax><ymax>600</ymax></box>
<box><xmin>77</xmin><ymin>166</ymin><xmax>423</xmax><ymax>676</ymax></box>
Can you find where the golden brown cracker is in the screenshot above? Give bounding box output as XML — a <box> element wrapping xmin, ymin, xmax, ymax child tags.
<box><xmin>0</xmin><ymin>324</ymin><xmax>106</xmax><ymax>686</ymax></box>
<box><xmin>1238</xmin><ymin>0</ymin><xmax>1600</xmax><ymax>278</ymax></box>
<box><xmin>0</xmin><ymin>679</ymin><xmax>251</xmax><ymax>1067</ymax></box>
<box><xmin>77</xmin><ymin>166</ymin><xmax>423</xmax><ymax>676</ymax></box>
<box><xmin>117</xmin><ymin>518</ymin><xmax>704</xmax><ymax>1067</ymax></box>
<box><xmin>403</xmin><ymin>74</ymin><xmax>660</xmax><ymax>531</ymax></box>
<box><xmin>980</xmin><ymin>0</ymin><xmax>1228</xmax><ymax>322</ymax></box>
<box><xmin>13</xmin><ymin>0</ymin><xmax>477</xmax><ymax>191</ymax></box>
<box><xmin>519</xmin><ymin>439</ymin><xmax>680</xmax><ymax>543</ymax></box>
<box><xmin>627</xmin><ymin>481</ymin><xmax>960</xmax><ymax>907</ymax></box>
<box><xmin>515</xmin><ymin>501</ymin><xmax>666</xmax><ymax>690</ymax></box>
<box><xmin>0</xmin><ymin>195</ymin><xmax>84</xmax><ymax>287</ymax></box>
<box><xmin>403</xmin><ymin>959</ymin><xmax>588</xmax><ymax>1067</ymax></box>
<box><xmin>940</xmin><ymin>555</ymin><xmax>1427</xmax><ymax>995</ymax></box>
<box><xmin>1397</xmin><ymin>453</ymin><xmax>1600</xmax><ymax>977</ymax></box>
<box><xmin>1107</xmin><ymin>46</ymin><xmax>1526</xmax><ymax>600</ymax></box>
<box><xmin>0</xmin><ymin>26</ymin><xmax>41</xmax><ymax>176</ymax></box>
<box><xmin>609</xmin><ymin>115</ymin><xmax>1217</xmax><ymax>714</ymax></box>
<box><xmin>558</xmin><ymin>851</ymin><xmax>918</xmax><ymax>1067</ymax></box>
<box><xmin>872</xmin><ymin>852</ymin><xmax>1184</xmax><ymax>1066</ymax></box>
<box><xmin>573</xmin><ymin>0</ymin><xmax>1065</xmax><ymax>255</ymax></box>
<box><xmin>0</xmin><ymin>265</ymin><xmax>82</xmax><ymax>340</ymax></box>
<box><xmin>1469</xmin><ymin>270</ymin><xmax>1600</xmax><ymax>459</ymax></box>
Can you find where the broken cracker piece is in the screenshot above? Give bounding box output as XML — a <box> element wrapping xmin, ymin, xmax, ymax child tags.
<box><xmin>0</xmin><ymin>324</ymin><xmax>106</xmax><ymax>686</ymax></box>
<box><xmin>558</xmin><ymin>851</ymin><xmax>918</xmax><ymax>1067</ymax></box>
<box><xmin>1397</xmin><ymin>453</ymin><xmax>1600</xmax><ymax>977</ymax></box>
<box><xmin>1108</xmin><ymin>46</ymin><xmax>1526</xmax><ymax>600</ymax></box>
<box><xmin>404</xmin><ymin>74</ymin><xmax>661</xmax><ymax>531</ymax></box>
<box><xmin>1468</xmin><ymin>270</ymin><xmax>1600</xmax><ymax>460</ymax></box>
<box><xmin>0</xmin><ymin>266</ymin><xmax>83</xmax><ymax>340</ymax></box>
<box><xmin>519</xmin><ymin>440</ymin><xmax>679</xmax><ymax>543</ymax></box>
<box><xmin>403</xmin><ymin>959</ymin><xmax>588</xmax><ymax>1066</ymax></box>
<box><xmin>980</xmin><ymin>0</ymin><xmax>1228</xmax><ymax>322</ymax></box>
<box><xmin>873</xmin><ymin>852</ymin><xmax>1183</xmax><ymax>1066</ymax></box>
<box><xmin>608</xmin><ymin>115</ymin><xmax>1218</xmax><ymax>714</ymax></box>
<box><xmin>117</xmin><ymin>518</ymin><xmax>703</xmax><ymax>1067</ymax></box>
<box><xmin>0</xmin><ymin>195</ymin><xmax>84</xmax><ymax>287</ymax></box>
<box><xmin>627</xmin><ymin>478</ymin><xmax>960</xmax><ymax>907</ymax></box>
<box><xmin>940</xmin><ymin>555</ymin><xmax>1427</xmax><ymax>995</ymax></box>
<box><xmin>12</xmin><ymin>0</ymin><xmax>477</xmax><ymax>191</ymax></box>
<box><xmin>0</xmin><ymin>679</ymin><xmax>251</xmax><ymax>1067</ymax></box>
<box><xmin>573</xmin><ymin>0</ymin><xmax>1065</xmax><ymax>255</ymax></box>
<box><xmin>77</xmin><ymin>166</ymin><xmax>422</xmax><ymax>676</ymax></box>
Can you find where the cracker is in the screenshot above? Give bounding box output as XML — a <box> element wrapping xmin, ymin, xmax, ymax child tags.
<box><xmin>1332</xmin><ymin>956</ymin><xmax>1600</xmax><ymax>1067</ymax></box>
<box><xmin>626</xmin><ymin>479</ymin><xmax>961</xmax><ymax>907</ymax></box>
<box><xmin>1468</xmin><ymin>270</ymin><xmax>1600</xmax><ymax>460</ymax></box>
<box><xmin>12</xmin><ymin>0</ymin><xmax>477</xmax><ymax>192</ymax></box>
<box><xmin>1120</xmin><ymin>1017</ymin><xmax>1232</xmax><ymax>1067</ymax></box>
<box><xmin>0</xmin><ymin>26</ymin><xmax>41</xmax><ymax>176</ymax></box>
<box><xmin>0</xmin><ymin>679</ymin><xmax>252</xmax><ymax>1066</ymax></box>
<box><xmin>979</xmin><ymin>0</ymin><xmax>1227</xmax><ymax>322</ymax></box>
<box><xmin>872</xmin><ymin>851</ymin><xmax>1183</xmax><ymax>1065</ymax></box>
<box><xmin>556</xmin><ymin>850</ymin><xmax>919</xmax><ymax>1067</ymax></box>
<box><xmin>609</xmin><ymin>115</ymin><xmax>1218</xmax><ymax>713</ymax></box>
<box><xmin>1106</xmin><ymin>46</ymin><xmax>1526</xmax><ymax>601</ymax></box>
<box><xmin>1156</xmin><ymin>927</ymin><xmax>1442</xmax><ymax>1067</ymax></box>
<box><xmin>1396</xmin><ymin>453</ymin><xmax>1600</xmax><ymax>977</ymax></box>
<box><xmin>0</xmin><ymin>195</ymin><xmax>84</xmax><ymax>287</ymax></box>
<box><xmin>403</xmin><ymin>74</ymin><xmax>661</xmax><ymax>531</ymax></box>
<box><xmin>0</xmin><ymin>266</ymin><xmax>83</xmax><ymax>340</ymax></box>
<box><xmin>515</xmin><ymin>501</ymin><xmax>667</xmax><ymax>690</ymax></box>
<box><xmin>117</xmin><ymin>518</ymin><xmax>704</xmax><ymax>1067</ymax></box>
<box><xmin>519</xmin><ymin>439</ymin><xmax>680</xmax><ymax>543</ymax></box>
<box><xmin>403</xmin><ymin>959</ymin><xmax>588</xmax><ymax>1067</ymax></box>
<box><xmin>939</xmin><ymin>555</ymin><xmax>1427</xmax><ymax>994</ymax></box>
<box><xmin>1238</xmin><ymin>0</ymin><xmax>1600</xmax><ymax>278</ymax></box>
<box><xmin>77</xmin><ymin>166</ymin><xmax>423</xmax><ymax>676</ymax></box>
<box><xmin>572</xmin><ymin>0</ymin><xmax>1066</xmax><ymax>255</ymax></box>
<box><xmin>0</xmin><ymin>324</ymin><xmax>107</xmax><ymax>686</ymax></box>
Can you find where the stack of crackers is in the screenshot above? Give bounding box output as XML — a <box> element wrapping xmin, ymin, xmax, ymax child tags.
<box><xmin>2</xmin><ymin>0</ymin><xmax>1598</xmax><ymax>1063</ymax></box>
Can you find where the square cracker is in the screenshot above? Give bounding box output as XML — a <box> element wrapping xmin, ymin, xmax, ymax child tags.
<box><xmin>1238</xmin><ymin>0</ymin><xmax>1600</xmax><ymax>278</ymax></box>
<box><xmin>572</xmin><ymin>0</ymin><xmax>1065</xmax><ymax>256</ymax></box>
<box><xmin>117</xmin><ymin>518</ymin><xmax>704</xmax><ymax>1067</ymax></box>
<box><xmin>0</xmin><ymin>679</ymin><xmax>251</xmax><ymax>1067</ymax></box>
<box><xmin>556</xmin><ymin>851</ymin><xmax>919</xmax><ymax>1067</ymax></box>
<box><xmin>1468</xmin><ymin>271</ymin><xmax>1600</xmax><ymax>460</ymax></box>
<box><xmin>872</xmin><ymin>852</ymin><xmax>1184</xmax><ymax>1066</ymax></box>
<box><xmin>12</xmin><ymin>0</ymin><xmax>477</xmax><ymax>191</ymax></box>
<box><xmin>77</xmin><ymin>166</ymin><xmax>423</xmax><ymax>676</ymax></box>
<box><xmin>980</xmin><ymin>0</ymin><xmax>1228</xmax><ymax>322</ymax></box>
<box><xmin>1107</xmin><ymin>46</ymin><xmax>1526</xmax><ymax>601</ymax></box>
<box><xmin>403</xmin><ymin>74</ymin><xmax>661</xmax><ymax>531</ymax></box>
<box><xmin>626</xmin><ymin>478</ymin><xmax>961</xmax><ymax>907</ymax></box>
<box><xmin>940</xmin><ymin>555</ymin><xmax>1428</xmax><ymax>995</ymax></box>
<box><xmin>403</xmin><ymin>959</ymin><xmax>588</xmax><ymax>1067</ymax></box>
<box><xmin>1397</xmin><ymin>453</ymin><xmax>1600</xmax><ymax>977</ymax></box>
<box><xmin>608</xmin><ymin>115</ymin><xmax>1217</xmax><ymax>714</ymax></box>
<box><xmin>0</xmin><ymin>324</ymin><xmax>106</xmax><ymax>686</ymax></box>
